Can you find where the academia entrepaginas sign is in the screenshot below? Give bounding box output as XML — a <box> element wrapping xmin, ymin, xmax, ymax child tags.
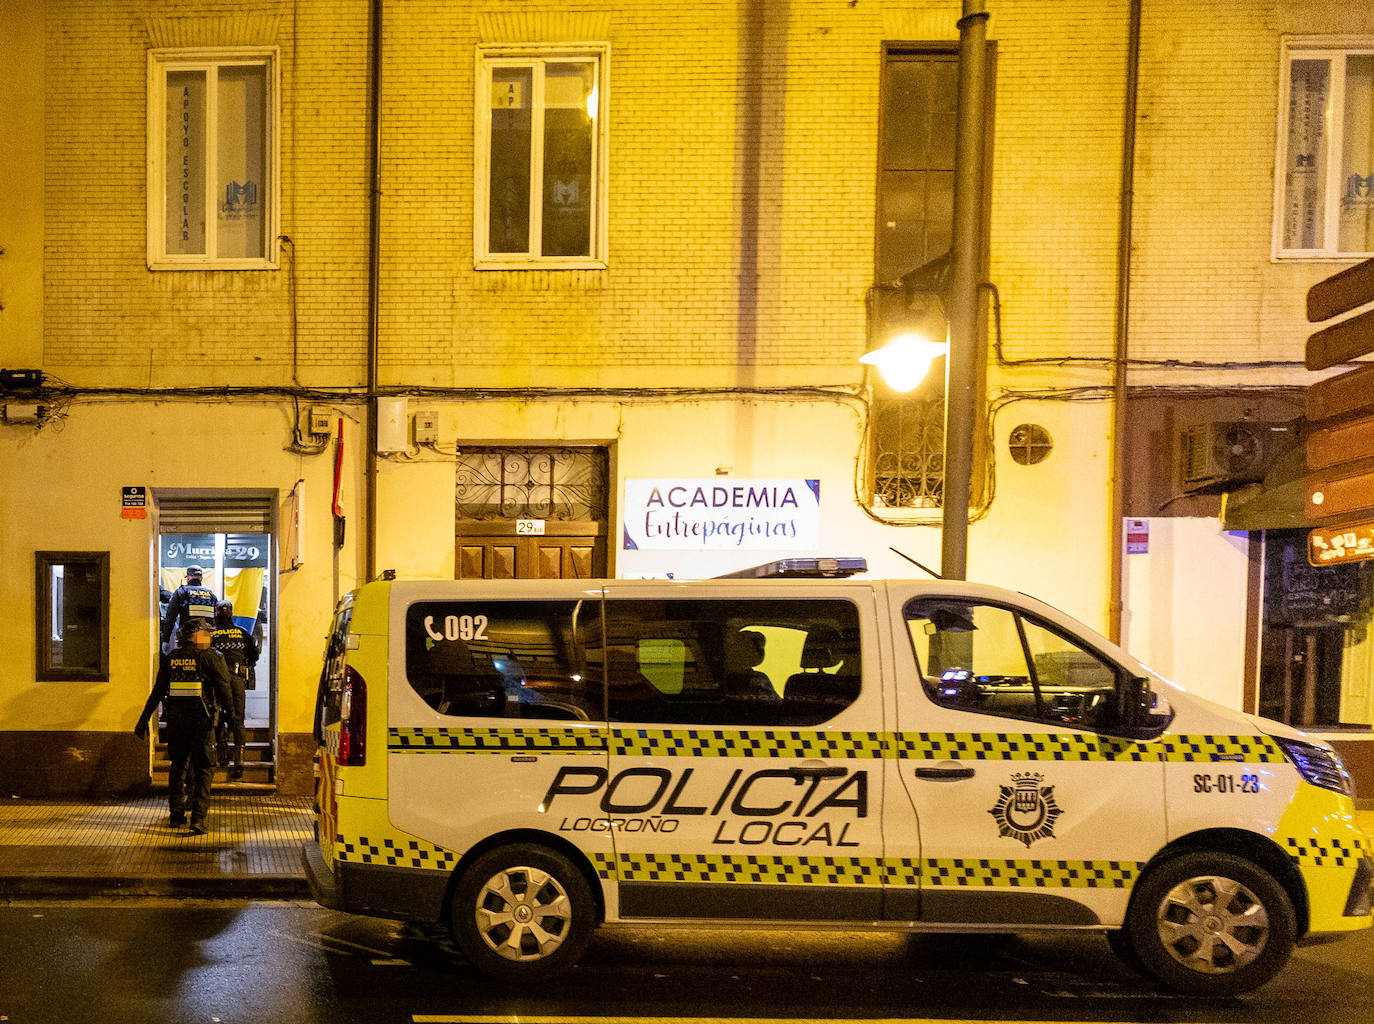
<box><xmin>623</xmin><ymin>479</ymin><xmax>820</xmax><ymax>550</ymax></box>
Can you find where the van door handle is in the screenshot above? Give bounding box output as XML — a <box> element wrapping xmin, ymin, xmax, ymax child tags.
<box><xmin>791</xmin><ymin>764</ymin><xmax>846</xmax><ymax>780</ymax></box>
<box><xmin>914</xmin><ymin>765</ymin><xmax>975</xmax><ymax>780</ymax></box>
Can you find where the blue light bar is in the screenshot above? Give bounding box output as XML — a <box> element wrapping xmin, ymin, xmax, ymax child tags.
<box><xmin>715</xmin><ymin>557</ymin><xmax>868</xmax><ymax>579</ymax></box>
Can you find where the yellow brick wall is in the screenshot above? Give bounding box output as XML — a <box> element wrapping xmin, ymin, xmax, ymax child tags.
<box><xmin>41</xmin><ymin>1</ymin><xmax>371</xmax><ymax>387</ymax></box>
<box><xmin>1129</xmin><ymin>0</ymin><xmax>1374</xmax><ymax>367</ymax></box>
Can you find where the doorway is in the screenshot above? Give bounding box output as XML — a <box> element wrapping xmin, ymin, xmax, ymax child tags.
<box><xmin>1257</xmin><ymin>528</ymin><xmax>1374</xmax><ymax>728</ymax></box>
<box><xmin>156</xmin><ymin>493</ymin><xmax>276</xmax><ymax>787</ymax></box>
<box><xmin>455</xmin><ymin>447</ymin><xmax>609</xmax><ymax>580</ymax></box>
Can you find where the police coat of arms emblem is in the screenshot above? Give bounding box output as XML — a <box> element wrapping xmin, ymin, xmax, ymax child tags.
<box><xmin>989</xmin><ymin>771</ymin><xmax>1063</xmax><ymax>847</ymax></box>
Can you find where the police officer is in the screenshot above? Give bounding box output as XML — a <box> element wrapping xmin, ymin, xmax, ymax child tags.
<box><xmin>135</xmin><ymin>618</ymin><xmax>233</xmax><ymax>834</ymax></box>
<box><xmin>160</xmin><ymin>565</ymin><xmax>218</xmax><ymax>652</ymax></box>
<box><xmin>211</xmin><ymin>601</ymin><xmax>258</xmax><ymax>780</ymax></box>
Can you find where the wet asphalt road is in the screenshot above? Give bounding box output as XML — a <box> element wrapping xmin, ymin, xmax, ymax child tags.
<box><xmin>2</xmin><ymin>899</ymin><xmax>1372</xmax><ymax>1024</ymax></box>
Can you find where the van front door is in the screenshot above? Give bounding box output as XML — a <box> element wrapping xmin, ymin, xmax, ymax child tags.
<box><xmin>601</xmin><ymin>586</ymin><xmax>887</xmax><ymax>923</ymax></box>
<box><xmin>887</xmin><ymin>591</ymin><xmax>1166</xmax><ymax>928</ymax></box>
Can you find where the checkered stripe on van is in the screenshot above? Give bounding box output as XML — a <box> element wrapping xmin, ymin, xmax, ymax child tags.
<box><xmin>388</xmin><ymin>727</ymin><xmax>607</xmax><ymax>753</ymax></box>
<box><xmin>893</xmin><ymin>732</ymin><xmax>1147</xmax><ymax>762</ymax></box>
<box><xmin>1284</xmin><ymin>836</ymin><xmax>1369</xmax><ymax>868</ymax></box>
<box><xmin>610</xmin><ymin>729</ymin><xmax>887</xmax><ymax>759</ymax></box>
<box><xmin>335</xmin><ymin>835</ymin><xmax>459</xmax><ymax>871</ymax></box>
<box><xmin>608</xmin><ymin>852</ymin><xmax>885</xmax><ymax>886</ymax></box>
<box><xmin>917</xmin><ymin>858</ymin><xmax>1142</xmax><ymax>889</ymax></box>
<box><xmin>1157</xmin><ymin>735</ymin><xmax>1285</xmax><ymax>763</ymax></box>
<box><xmin>893</xmin><ymin>732</ymin><xmax>1285</xmax><ymax>763</ymax></box>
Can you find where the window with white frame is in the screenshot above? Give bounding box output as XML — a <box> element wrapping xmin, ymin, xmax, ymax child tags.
<box><xmin>1276</xmin><ymin>40</ymin><xmax>1374</xmax><ymax>258</ymax></box>
<box><xmin>147</xmin><ymin>49</ymin><xmax>279</xmax><ymax>270</ymax></box>
<box><xmin>475</xmin><ymin>45</ymin><xmax>607</xmax><ymax>268</ymax></box>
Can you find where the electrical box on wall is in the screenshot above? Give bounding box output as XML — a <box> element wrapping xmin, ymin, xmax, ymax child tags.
<box><xmin>377</xmin><ymin>397</ymin><xmax>409</xmax><ymax>453</ymax></box>
<box><xmin>307</xmin><ymin>407</ymin><xmax>333</xmax><ymax>437</ymax></box>
<box><xmin>413</xmin><ymin>409</ymin><xmax>438</xmax><ymax>444</ymax></box>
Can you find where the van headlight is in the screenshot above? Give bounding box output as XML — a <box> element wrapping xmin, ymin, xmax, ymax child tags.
<box><xmin>1274</xmin><ymin>737</ymin><xmax>1354</xmax><ymax>797</ymax></box>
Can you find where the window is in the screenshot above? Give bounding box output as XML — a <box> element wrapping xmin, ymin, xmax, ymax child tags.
<box><xmin>405</xmin><ymin>600</ymin><xmax>604</xmax><ymax>721</ymax></box>
<box><xmin>1275</xmin><ymin>40</ymin><xmax>1374</xmax><ymax>258</ymax></box>
<box><xmin>36</xmin><ymin>552</ymin><xmax>109</xmax><ymax>682</ymax></box>
<box><xmin>475</xmin><ymin>45</ymin><xmax>607</xmax><ymax>268</ymax></box>
<box><xmin>604</xmin><ymin>599</ymin><xmax>862</xmax><ymax>727</ymax></box>
<box><xmin>147</xmin><ymin>49</ymin><xmax>279</xmax><ymax>269</ymax></box>
<box><xmin>904</xmin><ymin>598</ymin><xmax>1126</xmax><ymax>732</ymax></box>
<box><xmin>869</xmin><ymin>47</ymin><xmax>970</xmax><ymax>510</ymax></box>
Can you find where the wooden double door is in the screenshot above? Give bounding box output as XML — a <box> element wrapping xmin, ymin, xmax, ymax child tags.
<box><xmin>456</xmin><ymin>520</ymin><xmax>607</xmax><ymax>580</ymax></box>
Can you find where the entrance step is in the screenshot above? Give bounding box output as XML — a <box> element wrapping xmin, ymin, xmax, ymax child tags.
<box><xmin>153</xmin><ymin>722</ymin><xmax>275</xmax><ymax>790</ymax></box>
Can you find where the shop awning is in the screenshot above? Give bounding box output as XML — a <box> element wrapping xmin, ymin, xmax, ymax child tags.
<box><xmin>1220</xmin><ymin>443</ymin><xmax>1308</xmax><ymax>532</ymax></box>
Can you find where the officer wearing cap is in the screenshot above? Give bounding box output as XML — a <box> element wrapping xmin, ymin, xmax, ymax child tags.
<box><xmin>161</xmin><ymin>565</ymin><xmax>219</xmax><ymax>652</ymax></box>
<box><xmin>211</xmin><ymin>601</ymin><xmax>258</xmax><ymax>780</ymax></box>
<box><xmin>135</xmin><ymin>618</ymin><xmax>233</xmax><ymax>833</ymax></box>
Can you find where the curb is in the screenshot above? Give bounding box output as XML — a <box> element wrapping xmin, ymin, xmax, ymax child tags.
<box><xmin>0</xmin><ymin>873</ymin><xmax>309</xmax><ymax>899</ymax></box>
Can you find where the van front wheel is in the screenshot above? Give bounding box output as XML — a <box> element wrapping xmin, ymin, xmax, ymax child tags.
<box><xmin>450</xmin><ymin>844</ymin><xmax>595</xmax><ymax>982</ymax></box>
<box><xmin>1126</xmin><ymin>851</ymin><xmax>1295</xmax><ymax>996</ymax></box>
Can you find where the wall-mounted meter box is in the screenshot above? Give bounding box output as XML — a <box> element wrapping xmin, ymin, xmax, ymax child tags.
<box><xmin>377</xmin><ymin>397</ymin><xmax>409</xmax><ymax>453</ymax></box>
<box><xmin>308</xmin><ymin>407</ymin><xmax>334</xmax><ymax>437</ymax></box>
<box><xmin>413</xmin><ymin>409</ymin><xmax>438</xmax><ymax>444</ymax></box>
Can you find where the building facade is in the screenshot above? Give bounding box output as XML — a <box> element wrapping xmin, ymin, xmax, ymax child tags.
<box><xmin>1</xmin><ymin>0</ymin><xmax>1371</xmax><ymax>798</ymax></box>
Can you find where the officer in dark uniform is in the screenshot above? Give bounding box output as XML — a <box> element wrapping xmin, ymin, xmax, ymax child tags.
<box><xmin>135</xmin><ymin>618</ymin><xmax>233</xmax><ymax>834</ymax></box>
<box><xmin>211</xmin><ymin>601</ymin><xmax>259</xmax><ymax>780</ymax></box>
<box><xmin>160</xmin><ymin>565</ymin><xmax>218</xmax><ymax>652</ymax></box>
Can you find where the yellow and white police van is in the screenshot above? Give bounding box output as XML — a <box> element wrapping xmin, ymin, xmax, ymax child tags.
<box><xmin>303</xmin><ymin>558</ymin><xmax>1371</xmax><ymax>994</ymax></box>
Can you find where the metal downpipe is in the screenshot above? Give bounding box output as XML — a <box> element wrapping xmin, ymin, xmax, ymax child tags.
<box><xmin>1108</xmin><ymin>0</ymin><xmax>1142</xmax><ymax>642</ymax></box>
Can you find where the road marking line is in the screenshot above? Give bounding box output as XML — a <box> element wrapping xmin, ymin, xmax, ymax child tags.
<box><xmin>413</xmin><ymin>1017</ymin><xmax>1242</xmax><ymax>1024</ymax></box>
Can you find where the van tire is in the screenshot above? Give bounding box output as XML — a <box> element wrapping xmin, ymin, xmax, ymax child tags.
<box><xmin>450</xmin><ymin>843</ymin><xmax>595</xmax><ymax>982</ymax></box>
<box><xmin>1126</xmin><ymin>851</ymin><xmax>1295</xmax><ymax>996</ymax></box>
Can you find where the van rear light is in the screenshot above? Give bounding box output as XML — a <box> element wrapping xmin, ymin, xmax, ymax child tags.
<box><xmin>337</xmin><ymin>666</ymin><xmax>367</xmax><ymax>767</ymax></box>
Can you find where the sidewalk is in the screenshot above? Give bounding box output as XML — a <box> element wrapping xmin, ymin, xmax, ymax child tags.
<box><xmin>0</xmin><ymin>792</ymin><xmax>313</xmax><ymax>898</ymax></box>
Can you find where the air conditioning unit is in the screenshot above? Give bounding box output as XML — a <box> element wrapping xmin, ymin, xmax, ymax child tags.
<box><xmin>1179</xmin><ymin>420</ymin><xmax>1294</xmax><ymax>489</ymax></box>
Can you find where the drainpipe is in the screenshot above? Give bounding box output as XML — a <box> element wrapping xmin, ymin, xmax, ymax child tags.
<box><xmin>1107</xmin><ymin>0</ymin><xmax>1142</xmax><ymax>643</ymax></box>
<box><xmin>364</xmin><ymin>0</ymin><xmax>383</xmax><ymax>582</ymax></box>
<box><xmin>942</xmin><ymin>0</ymin><xmax>990</xmax><ymax>582</ymax></box>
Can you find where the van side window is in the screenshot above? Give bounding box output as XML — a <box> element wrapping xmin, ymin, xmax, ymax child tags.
<box><xmin>904</xmin><ymin>598</ymin><xmax>1124</xmax><ymax>732</ymax></box>
<box><xmin>404</xmin><ymin>600</ymin><xmax>603</xmax><ymax>721</ymax></box>
<box><xmin>604</xmin><ymin>599</ymin><xmax>861</xmax><ymax>726</ymax></box>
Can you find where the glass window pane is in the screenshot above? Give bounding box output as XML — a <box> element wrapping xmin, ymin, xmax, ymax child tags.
<box><xmin>165</xmin><ymin>70</ymin><xmax>206</xmax><ymax>255</ymax></box>
<box><xmin>1340</xmin><ymin>54</ymin><xmax>1374</xmax><ymax>254</ymax></box>
<box><xmin>489</xmin><ymin>67</ymin><xmax>533</xmax><ymax>253</ymax></box>
<box><xmin>216</xmin><ymin>64</ymin><xmax>268</xmax><ymax>260</ymax></box>
<box><xmin>606</xmin><ymin>600</ymin><xmax>861</xmax><ymax>726</ymax></box>
<box><xmin>541</xmin><ymin>62</ymin><xmax>594</xmax><ymax>257</ymax></box>
<box><xmin>404</xmin><ymin>600</ymin><xmax>603</xmax><ymax>721</ymax></box>
<box><xmin>1283</xmin><ymin>58</ymin><xmax>1330</xmax><ymax>251</ymax></box>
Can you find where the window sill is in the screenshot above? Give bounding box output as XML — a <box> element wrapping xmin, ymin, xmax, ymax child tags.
<box><xmin>147</xmin><ymin>258</ymin><xmax>280</xmax><ymax>272</ymax></box>
<box><xmin>475</xmin><ymin>258</ymin><xmax>608</xmax><ymax>272</ymax></box>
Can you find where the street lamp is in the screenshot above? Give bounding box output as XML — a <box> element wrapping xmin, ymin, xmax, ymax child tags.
<box><xmin>860</xmin><ymin>331</ymin><xmax>949</xmax><ymax>393</ymax></box>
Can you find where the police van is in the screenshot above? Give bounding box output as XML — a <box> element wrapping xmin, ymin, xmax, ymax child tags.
<box><xmin>303</xmin><ymin>558</ymin><xmax>1372</xmax><ymax>994</ymax></box>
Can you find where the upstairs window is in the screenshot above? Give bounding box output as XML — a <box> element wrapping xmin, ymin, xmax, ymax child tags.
<box><xmin>1276</xmin><ymin>40</ymin><xmax>1374</xmax><ymax>258</ymax></box>
<box><xmin>147</xmin><ymin>49</ymin><xmax>279</xmax><ymax>269</ymax></box>
<box><xmin>475</xmin><ymin>45</ymin><xmax>608</xmax><ymax>268</ymax></box>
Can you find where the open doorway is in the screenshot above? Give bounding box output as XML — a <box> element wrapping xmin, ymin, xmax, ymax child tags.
<box><xmin>156</xmin><ymin>493</ymin><xmax>276</xmax><ymax>788</ymax></box>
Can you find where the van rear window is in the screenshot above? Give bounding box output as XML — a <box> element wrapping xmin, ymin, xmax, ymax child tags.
<box><xmin>405</xmin><ymin>600</ymin><xmax>603</xmax><ymax>721</ymax></box>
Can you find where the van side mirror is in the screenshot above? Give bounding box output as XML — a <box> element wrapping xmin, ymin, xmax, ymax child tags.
<box><xmin>1118</xmin><ymin>675</ymin><xmax>1171</xmax><ymax>738</ymax></box>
